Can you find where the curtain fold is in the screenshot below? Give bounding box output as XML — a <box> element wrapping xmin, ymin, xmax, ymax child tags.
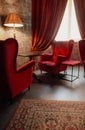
<box><xmin>74</xmin><ymin>0</ymin><xmax>85</xmax><ymax>39</ymax></box>
<box><xmin>31</xmin><ymin>0</ymin><xmax>67</xmax><ymax>51</ymax></box>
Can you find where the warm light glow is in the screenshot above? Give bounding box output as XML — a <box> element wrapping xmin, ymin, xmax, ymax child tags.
<box><xmin>4</xmin><ymin>23</ymin><xmax>23</xmax><ymax>27</ymax></box>
<box><xmin>55</xmin><ymin>0</ymin><xmax>81</xmax><ymax>41</ymax></box>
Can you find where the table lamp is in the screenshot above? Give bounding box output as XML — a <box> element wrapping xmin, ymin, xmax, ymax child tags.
<box><xmin>4</xmin><ymin>13</ymin><xmax>23</xmax><ymax>38</ymax></box>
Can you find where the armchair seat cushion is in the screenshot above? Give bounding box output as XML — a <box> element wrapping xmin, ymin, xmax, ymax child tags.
<box><xmin>57</xmin><ymin>55</ymin><xmax>67</xmax><ymax>63</ymax></box>
<box><xmin>61</xmin><ymin>60</ymin><xmax>80</xmax><ymax>66</ymax></box>
<box><xmin>41</xmin><ymin>61</ymin><xmax>56</xmax><ymax>66</ymax></box>
<box><xmin>42</xmin><ymin>61</ymin><xmax>55</xmax><ymax>66</ymax></box>
<box><xmin>39</xmin><ymin>61</ymin><xmax>56</xmax><ymax>72</ymax></box>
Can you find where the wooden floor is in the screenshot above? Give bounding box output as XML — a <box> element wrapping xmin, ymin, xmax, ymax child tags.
<box><xmin>0</xmin><ymin>65</ymin><xmax>85</xmax><ymax>129</ymax></box>
<box><xmin>32</xmin><ymin>65</ymin><xmax>85</xmax><ymax>101</ymax></box>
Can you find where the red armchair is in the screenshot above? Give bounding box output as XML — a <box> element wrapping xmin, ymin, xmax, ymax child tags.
<box><xmin>79</xmin><ymin>40</ymin><xmax>85</xmax><ymax>77</ymax></box>
<box><xmin>0</xmin><ymin>38</ymin><xmax>35</xmax><ymax>101</ymax></box>
<box><xmin>38</xmin><ymin>40</ymin><xmax>74</xmax><ymax>75</ymax></box>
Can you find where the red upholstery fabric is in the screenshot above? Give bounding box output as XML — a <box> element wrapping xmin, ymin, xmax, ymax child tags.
<box><xmin>79</xmin><ymin>40</ymin><xmax>85</xmax><ymax>76</ymax></box>
<box><xmin>38</xmin><ymin>40</ymin><xmax>74</xmax><ymax>75</ymax></box>
<box><xmin>61</xmin><ymin>60</ymin><xmax>80</xmax><ymax>66</ymax></box>
<box><xmin>79</xmin><ymin>40</ymin><xmax>85</xmax><ymax>62</ymax></box>
<box><xmin>0</xmin><ymin>38</ymin><xmax>35</xmax><ymax>100</ymax></box>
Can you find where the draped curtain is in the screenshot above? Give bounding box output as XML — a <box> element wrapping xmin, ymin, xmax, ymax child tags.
<box><xmin>31</xmin><ymin>0</ymin><xmax>67</xmax><ymax>51</ymax></box>
<box><xmin>74</xmin><ymin>0</ymin><xmax>85</xmax><ymax>39</ymax></box>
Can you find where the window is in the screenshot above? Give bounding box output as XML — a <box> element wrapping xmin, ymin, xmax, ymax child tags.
<box><xmin>55</xmin><ymin>0</ymin><xmax>81</xmax><ymax>41</ymax></box>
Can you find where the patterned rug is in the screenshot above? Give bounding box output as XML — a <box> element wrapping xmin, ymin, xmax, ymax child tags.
<box><xmin>5</xmin><ymin>99</ymin><xmax>85</xmax><ymax>130</ymax></box>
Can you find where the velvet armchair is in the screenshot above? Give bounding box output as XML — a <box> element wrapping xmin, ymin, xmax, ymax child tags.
<box><xmin>38</xmin><ymin>40</ymin><xmax>74</xmax><ymax>75</ymax></box>
<box><xmin>0</xmin><ymin>38</ymin><xmax>35</xmax><ymax>101</ymax></box>
<box><xmin>79</xmin><ymin>40</ymin><xmax>85</xmax><ymax>77</ymax></box>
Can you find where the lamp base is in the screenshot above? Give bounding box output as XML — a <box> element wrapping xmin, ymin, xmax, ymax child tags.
<box><xmin>13</xmin><ymin>33</ymin><xmax>16</xmax><ymax>39</ymax></box>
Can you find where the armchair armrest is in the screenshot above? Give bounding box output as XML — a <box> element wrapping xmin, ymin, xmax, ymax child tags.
<box><xmin>17</xmin><ymin>60</ymin><xmax>35</xmax><ymax>72</ymax></box>
<box><xmin>57</xmin><ymin>55</ymin><xmax>67</xmax><ymax>63</ymax></box>
<box><xmin>40</xmin><ymin>53</ymin><xmax>53</xmax><ymax>61</ymax></box>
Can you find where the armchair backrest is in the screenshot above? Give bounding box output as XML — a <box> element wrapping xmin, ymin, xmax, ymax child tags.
<box><xmin>51</xmin><ymin>40</ymin><xmax>74</xmax><ymax>61</ymax></box>
<box><xmin>79</xmin><ymin>40</ymin><xmax>85</xmax><ymax>62</ymax></box>
<box><xmin>0</xmin><ymin>38</ymin><xmax>18</xmax><ymax>80</ymax></box>
<box><xmin>0</xmin><ymin>38</ymin><xmax>18</xmax><ymax>99</ymax></box>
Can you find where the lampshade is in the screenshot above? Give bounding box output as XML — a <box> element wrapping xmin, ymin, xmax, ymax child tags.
<box><xmin>4</xmin><ymin>13</ymin><xmax>23</xmax><ymax>27</ymax></box>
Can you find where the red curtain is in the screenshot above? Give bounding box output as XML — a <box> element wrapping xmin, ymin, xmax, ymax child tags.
<box><xmin>31</xmin><ymin>0</ymin><xmax>67</xmax><ymax>51</ymax></box>
<box><xmin>74</xmin><ymin>0</ymin><xmax>85</xmax><ymax>39</ymax></box>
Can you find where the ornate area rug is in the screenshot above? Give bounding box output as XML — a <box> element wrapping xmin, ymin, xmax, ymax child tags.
<box><xmin>5</xmin><ymin>99</ymin><xmax>85</xmax><ymax>130</ymax></box>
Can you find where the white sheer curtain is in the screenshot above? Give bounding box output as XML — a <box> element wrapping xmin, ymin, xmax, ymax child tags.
<box><xmin>55</xmin><ymin>0</ymin><xmax>81</xmax><ymax>41</ymax></box>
